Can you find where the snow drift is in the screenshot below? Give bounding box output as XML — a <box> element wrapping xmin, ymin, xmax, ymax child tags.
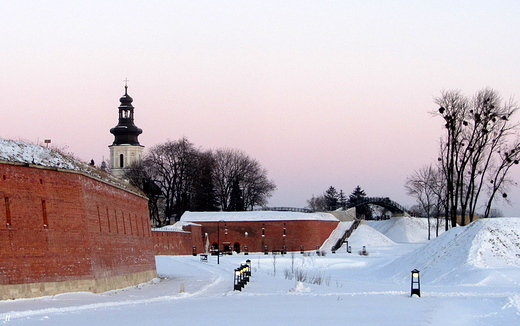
<box><xmin>367</xmin><ymin>216</ymin><xmax>445</xmax><ymax>242</ymax></box>
<box><xmin>378</xmin><ymin>217</ymin><xmax>520</xmax><ymax>284</ymax></box>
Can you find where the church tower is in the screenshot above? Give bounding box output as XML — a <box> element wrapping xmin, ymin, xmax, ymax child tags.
<box><xmin>109</xmin><ymin>84</ymin><xmax>144</xmax><ymax>177</ymax></box>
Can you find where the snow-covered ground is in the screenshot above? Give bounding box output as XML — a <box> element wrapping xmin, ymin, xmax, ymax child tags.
<box><xmin>1</xmin><ymin>217</ymin><xmax>519</xmax><ymax>325</ymax></box>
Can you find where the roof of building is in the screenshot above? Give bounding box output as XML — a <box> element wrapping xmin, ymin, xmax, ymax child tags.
<box><xmin>180</xmin><ymin>211</ymin><xmax>339</xmax><ymax>222</ymax></box>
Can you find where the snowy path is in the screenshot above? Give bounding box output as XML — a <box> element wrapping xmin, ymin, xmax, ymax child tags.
<box><xmin>1</xmin><ymin>253</ymin><xmax>519</xmax><ymax>325</ymax></box>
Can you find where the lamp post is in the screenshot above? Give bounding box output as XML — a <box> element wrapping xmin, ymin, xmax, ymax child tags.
<box><xmin>234</xmin><ymin>268</ymin><xmax>242</xmax><ymax>291</ymax></box>
<box><xmin>246</xmin><ymin>259</ymin><xmax>251</xmax><ymax>276</ymax></box>
<box><xmin>261</xmin><ymin>223</ymin><xmax>267</xmax><ymax>255</ymax></box>
<box><xmin>411</xmin><ymin>269</ymin><xmax>420</xmax><ymax>297</ymax></box>
<box><xmin>244</xmin><ymin>231</ymin><xmax>248</xmax><ymax>255</ymax></box>
<box><xmin>217</xmin><ymin>220</ymin><xmax>225</xmax><ymax>264</ymax></box>
<box><xmin>282</xmin><ymin>224</ymin><xmax>287</xmax><ymax>254</ymax></box>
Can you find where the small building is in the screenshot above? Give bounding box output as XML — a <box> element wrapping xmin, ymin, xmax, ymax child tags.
<box><xmin>179</xmin><ymin>211</ymin><xmax>340</xmax><ymax>254</ymax></box>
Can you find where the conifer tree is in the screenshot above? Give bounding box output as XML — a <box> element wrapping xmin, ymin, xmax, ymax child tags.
<box><xmin>324</xmin><ymin>186</ymin><xmax>339</xmax><ymax>211</ymax></box>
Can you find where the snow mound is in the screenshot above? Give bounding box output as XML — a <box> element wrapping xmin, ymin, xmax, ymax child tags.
<box><xmin>379</xmin><ymin>218</ymin><xmax>520</xmax><ymax>284</ymax></box>
<box><xmin>367</xmin><ymin>216</ymin><xmax>444</xmax><ymax>243</ymax></box>
<box><xmin>288</xmin><ymin>282</ymin><xmax>310</xmax><ymax>293</ymax></box>
<box><xmin>348</xmin><ymin>224</ymin><xmax>394</xmax><ymax>247</ymax></box>
<box><xmin>320</xmin><ymin>221</ymin><xmax>353</xmax><ymax>251</ymax></box>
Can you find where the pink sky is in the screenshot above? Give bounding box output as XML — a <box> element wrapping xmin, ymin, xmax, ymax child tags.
<box><xmin>2</xmin><ymin>1</ymin><xmax>520</xmax><ymax>215</ymax></box>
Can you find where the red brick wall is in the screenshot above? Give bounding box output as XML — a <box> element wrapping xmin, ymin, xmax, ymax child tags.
<box><xmin>199</xmin><ymin>220</ymin><xmax>339</xmax><ymax>253</ymax></box>
<box><xmin>152</xmin><ymin>224</ymin><xmax>204</xmax><ymax>255</ymax></box>
<box><xmin>0</xmin><ymin>162</ymin><xmax>156</xmax><ymax>286</ymax></box>
<box><xmin>150</xmin><ymin>219</ymin><xmax>338</xmax><ymax>256</ymax></box>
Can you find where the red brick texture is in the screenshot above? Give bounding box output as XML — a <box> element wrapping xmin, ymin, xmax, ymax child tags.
<box><xmin>200</xmin><ymin>220</ymin><xmax>339</xmax><ymax>253</ymax></box>
<box><xmin>152</xmin><ymin>224</ymin><xmax>204</xmax><ymax>255</ymax></box>
<box><xmin>151</xmin><ymin>219</ymin><xmax>339</xmax><ymax>255</ymax></box>
<box><xmin>0</xmin><ymin>162</ymin><xmax>156</xmax><ymax>287</ymax></box>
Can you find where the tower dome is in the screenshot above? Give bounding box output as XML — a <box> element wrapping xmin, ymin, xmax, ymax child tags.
<box><xmin>110</xmin><ymin>85</ymin><xmax>142</xmax><ymax>146</ymax></box>
<box><xmin>108</xmin><ymin>84</ymin><xmax>144</xmax><ymax>177</ymax></box>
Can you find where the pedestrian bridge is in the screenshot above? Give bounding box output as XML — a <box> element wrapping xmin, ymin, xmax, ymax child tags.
<box><xmin>347</xmin><ymin>197</ymin><xmax>409</xmax><ymax>215</ymax></box>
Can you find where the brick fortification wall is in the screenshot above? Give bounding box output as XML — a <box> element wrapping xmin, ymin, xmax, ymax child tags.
<box><xmin>151</xmin><ymin>218</ymin><xmax>339</xmax><ymax>255</ymax></box>
<box><xmin>201</xmin><ymin>220</ymin><xmax>339</xmax><ymax>253</ymax></box>
<box><xmin>0</xmin><ymin>162</ymin><xmax>157</xmax><ymax>300</ymax></box>
<box><xmin>152</xmin><ymin>224</ymin><xmax>204</xmax><ymax>255</ymax></box>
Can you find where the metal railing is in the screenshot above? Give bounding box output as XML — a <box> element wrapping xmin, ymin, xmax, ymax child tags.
<box><xmin>257</xmin><ymin>207</ymin><xmax>314</xmax><ymax>213</ymax></box>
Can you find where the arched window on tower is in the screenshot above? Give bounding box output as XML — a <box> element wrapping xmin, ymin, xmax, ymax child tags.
<box><xmin>119</xmin><ymin>154</ymin><xmax>124</xmax><ymax>168</ymax></box>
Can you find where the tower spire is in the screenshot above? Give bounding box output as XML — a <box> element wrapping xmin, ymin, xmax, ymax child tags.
<box><xmin>109</xmin><ymin>85</ymin><xmax>143</xmax><ymax>146</ymax></box>
<box><xmin>108</xmin><ymin>84</ymin><xmax>144</xmax><ymax>177</ymax></box>
<box><xmin>124</xmin><ymin>78</ymin><xmax>129</xmax><ymax>93</ymax></box>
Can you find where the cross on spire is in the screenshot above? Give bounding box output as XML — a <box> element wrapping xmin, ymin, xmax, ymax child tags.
<box><xmin>123</xmin><ymin>78</ymin><xmax>129</xmax><ymax>88</ymax></box>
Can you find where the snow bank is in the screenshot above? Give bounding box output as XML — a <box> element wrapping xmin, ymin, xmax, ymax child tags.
<box><xmin>180</xmin><ymin>211</ymin><xmax>338</xmax><ymax>222</ymax></box>
<box><xmin>320</xmin><ymin>221</ymin><xmax>353</xmax><ymax>251</ymax></box>
<box><xmin>367</xmin><ymin>216</ymin><xmax>445</xmax><ymax>242</ymax></box>
<box><xmin>348</xmin><ymin>224</ymin><xmax>395</xmax><ymax>247</ymax></box>
<box><xmin>378</xmin><ymin>218</ymin><xmax>520</xmax><ymax>284</ymax></box>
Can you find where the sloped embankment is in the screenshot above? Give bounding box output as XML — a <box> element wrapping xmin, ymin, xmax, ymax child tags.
<box><xmin>378</xmin><ymin>218</ymin><xmax>520</xmax><ymax>284</ymax></box>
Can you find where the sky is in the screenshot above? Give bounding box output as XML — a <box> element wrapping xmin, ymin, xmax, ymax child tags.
<box><xmin>2</xmin><ymin>1</ymin><xmax>520</xmax><ymax>215</ymax></box>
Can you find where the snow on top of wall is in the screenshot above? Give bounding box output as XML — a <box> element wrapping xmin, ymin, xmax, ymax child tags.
<box><xmin>0</xmin><ymin>138</ymin><xmax>138</xmax><ymax>193</ymax></box>
<box><xmin>0</xmin><ymin>138</ymin><xmax>84</xmax><ymax>170</ymax></box>
<box><xmin>153</xmin><ymin>221</ymin><xmax>201</xmax><ymax>233</ymax></box>
<box><xmin>180</xmin><ymin>211</ymin><xmax>339</xmax><ymax>222</ymax></box>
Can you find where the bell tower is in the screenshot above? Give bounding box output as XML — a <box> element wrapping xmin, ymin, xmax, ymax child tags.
<box><xmin>109</xmin><ymin>83</ymin><xmax>144</xmax><ymax>177</ymax></box>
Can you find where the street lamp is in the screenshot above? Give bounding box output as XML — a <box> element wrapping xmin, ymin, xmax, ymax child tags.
<box><xmin>411</xmin><ymin>269</ymin><xmax>420</xmax><ymax>297</ymax></box>
<box><xmin>234</xmin><ymin>268</ymin><xmax>242</xmax><ymax>291</ymax></box>
<box><xmin>217</xmin><ymin>220</ymin><xmax>225</xmax><ymax>264</ymax></box>
<box><xmin>244</xmin><ymin>231</ymin><xmax>248</xmax><ymax>255</ymax></box>
<box><xmin>282</xmin><ymin>223</ymin><xmax>287</xmax><ymax>254</ymax></box>
<box><xmin>261</xmin><ymin>223</ymin><xmax>266</xmax><ymax>254</ymax></box>
<box><xmin>245</xmin><ymin>259</ymin><xmax>251</xmax><ymax>276</ymax></box>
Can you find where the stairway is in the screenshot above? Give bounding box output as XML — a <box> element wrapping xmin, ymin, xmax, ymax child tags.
<box><xmin>328</xmin><ymin>219</ymin><xmax>361</xmax><ymax>252</ymax></box>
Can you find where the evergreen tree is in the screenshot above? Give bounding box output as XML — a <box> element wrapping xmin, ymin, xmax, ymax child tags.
<box><xmin>338</xmin><ymin>189</ymin><xmax>347</xmax><ymax>209</ymax></box>
<box><xmin>324</xmin><ymin>186</ymin><xmax>339</xmax><ymax>211</ymax></box>
<box><xmin>348</xmin><ymin>185</ymin><xmax>366</xmax><ymax>203</ymax></box>
<box><xmin>348</xmin><ymin>185</ymin><xmax>372</xmax><ymax>219</ymax></box>
<box><xmin>190</xmin><ymin>151</ymin><xmax>219</xmax><ymax>212</ymax></box>
<box><xmin>228</xmin><ymin>178</ymin><xmax>245</xmax><ymax>211</ymax></box>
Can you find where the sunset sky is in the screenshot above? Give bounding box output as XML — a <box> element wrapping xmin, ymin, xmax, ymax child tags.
<box><xmin>2</xmin><ymin>1</ymin><xmax>520</xmax><ymax>215</ymax></box>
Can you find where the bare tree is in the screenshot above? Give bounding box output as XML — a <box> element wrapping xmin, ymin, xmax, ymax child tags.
<box><xmin>405</xmin><ymin>165</ymin><xmax>442</xmax><ymax>239</ymax></box>
<box><xmin>143</xmin><ymin>137</ymin><xmax>199</xmax><ymax>222</ymax></box>
<box><xmin>306</xmin><ymin>194</ymin><xmax>327</xmax><ymax>212</ymax></box>
<box><xmin>123</xmin><ymin>160</ymin><xmax>163</xmax><ymax>226</ymax></box>
<box><xmin>434</xmin><ymin>88</ymin><xmax>520</xmax><ymax>227</ymax></box>
<box><xmin>212</xmin><ymin>148</ymin><xmax>276</xmax><ymax>211</ymax></box>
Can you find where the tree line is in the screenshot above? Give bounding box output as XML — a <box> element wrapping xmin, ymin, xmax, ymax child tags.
<box><xmin>406</xmin><ymin>88</ymin><xmax>520</xmax><ymax>232</ymax></box>
<box><xmin>306</xmin><ymin>185</ymin><xmax>375</xmax><ymax>219</ymax></box>
<box><xmin>122</xmin><ymin>137</ymin><xmax>276</xmax><ymax>226</ymax></box>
